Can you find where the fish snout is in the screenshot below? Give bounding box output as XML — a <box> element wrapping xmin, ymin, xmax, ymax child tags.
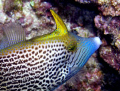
<box><xmin>93</xmin><ymin>37</ymin><xmax>102</xmax><ymax>50</ymax></box>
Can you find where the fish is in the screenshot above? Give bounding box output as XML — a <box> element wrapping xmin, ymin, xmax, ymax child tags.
<box><xmin>0</xmin><ymin>9</ymin><xmax>102</xmax><ymax>91</ymax></box>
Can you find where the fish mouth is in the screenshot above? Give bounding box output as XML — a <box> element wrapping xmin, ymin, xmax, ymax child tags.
<box><xmin>93</xmin><ymin>37</ymin><xmax>102</xmax><ymax>49</ymax></box>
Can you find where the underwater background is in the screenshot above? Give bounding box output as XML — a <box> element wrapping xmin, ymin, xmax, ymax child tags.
<box><xmin>0</xmin><ymin>0</ymin><xmax>120</xmax><ymax>91</ymax></box>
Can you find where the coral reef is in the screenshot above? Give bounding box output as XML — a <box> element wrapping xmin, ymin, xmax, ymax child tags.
<box><xmin>94</xmin><ymin>15</ymin><xmax>120</xmax><ymax>37</ymax></box>
<box><xmin>75</xmin><ymin>0</ymin><xmax>120</xmax><ymax>16</ymax></box>
<box><xmin>94</xmin><ymin>15</ymin><xmax>120</xmax><ymax>71</ymax></box>
<box><xmin>115</xmin><ymin>38</ymin><xmax>120</xmax><ymax>50</ymax></box>
<box><xmin>98</xmin><ymin>0</ymin><xmax>120</xmax><ymax>16</ymax></box>
<box><xmin>94</xmin><ymin>15</ymin><xmax>120</xmax><ymax>47</ymax></box>
<box><xmin>0</xmin><ymin>0</ymin><xmax>55</xmax><ymax>40</ymax></box>
<box><xmin>100</xmin><ymin>46</ymin><xmax>120</xmax><ymax>71</ymax></box>
<box><xmin>30</xmin><ymin>0</ymin><xmax>52</xmax><ymax>16</ymax></box>
<box><xmin>3</xmin><ymin>0</ymin><xmax>23</xmax><ymax>13</ymax></box>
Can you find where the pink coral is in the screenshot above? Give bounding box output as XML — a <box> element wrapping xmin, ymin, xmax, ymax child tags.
<box><xmin>3</xmin><ymin>0</ymin><xmax>23</xmax><ymax>13</ymax></box>
<box><xmin>94</xmin><ymin>15</ymin><xmax>120</xmax><ymax>48</ymax></box>
<box><xmin>94</xmin><ymin>15</ymin><xmax>120</xmax><ymax>37</ymax></box>
<box><xmin>98</xmin><ymin>0</ymin><xmax>120</xmax><ymax>16</ymax></box>
<box><xmin>74</xmin><ymin>0</ymin><xmax>120</xmax><ymax>16</ymax></box>
<box><xmin>31</xmin><ymin>0</ymin><xmax>52</xmax><ymax>16</ymax></box>
<box><xmin>100</xmin><ymin>46</ymin><xmax>120</xmax><ymax>71</ymax></box>
<box><xmin>94</xmin><ymin>15</ymin><xmax>120</xmax><ymax>71</ymax></box>
<box><xmin>115</xmin><ymin>38</ymin><xmax>120</xmax><ymax>50</ymax></box>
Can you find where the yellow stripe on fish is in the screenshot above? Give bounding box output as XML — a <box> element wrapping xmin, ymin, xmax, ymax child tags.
<box><xmin>0</xmin><ymin>9</ymin><xmax>102</xmax><ymax>91</ymax></box>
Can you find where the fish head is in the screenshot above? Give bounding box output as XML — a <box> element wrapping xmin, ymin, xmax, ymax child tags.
<box><xmin>76</xmin><ymin>36</ymin><xmax>102</xmax><ymax>56</ymax></box>
<box><xmin>66</xmin><ymin>33</ymin><xmax>102</xmax><ymax>79</ymax></box>
<box><xmin>48</xmin><ymin>9</ymin><xmax>102</xmax><ymax>81</ymax></box>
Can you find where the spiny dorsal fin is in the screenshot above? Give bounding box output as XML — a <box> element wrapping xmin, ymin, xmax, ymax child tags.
<box><xmin>32</xmin><ymin>9</ymin><xmax>68</xmax><ymax>41</ymax></box>
<box><xmin>50</xmin><ymin>9</ymin><xmax>68</xmax><ymax>36</ymax></box>
<box><xmin>0</xmin><ymin>22</ymin><xmax>26</xmax><ymax>50</ymax></box>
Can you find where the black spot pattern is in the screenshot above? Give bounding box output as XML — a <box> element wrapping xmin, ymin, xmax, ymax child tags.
<box><xmin>0</xmin><ymin>41</ymin><xmax>72</xmax><ymax>91</ymax></box>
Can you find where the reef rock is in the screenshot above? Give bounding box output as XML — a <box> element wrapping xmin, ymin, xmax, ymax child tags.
<box><xmin>100</xmin><ymin>46</ymin><xmax>120</xmax><ymax>71</ymax></box>
<box><xmin>75</xmin><ymin>0</ymin><xmax>120</xmax><ymax>16</ymax></box>
<box><xmin>94</xmin><ymin>15</ymin><xmax>120</xmax><ymax>71</ymax></box>
<box><xmin>94</xmin><ymin>15</ymin><xmax>120</xmax><ymax>38</ymax></box>
<box><xmin>98</xmin><ymin>0</ymin><xmax>120</xmax><ymax>16</ymax></box>
<box><xmin>94</xmin><ymin>15</ymin><xmax>120</xmax><ymax>49</ymax></box>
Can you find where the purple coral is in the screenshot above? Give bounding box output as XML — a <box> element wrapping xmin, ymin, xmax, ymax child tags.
<box><xmin>100</xmin><ymin>46</ymin><xmax>120</xmax><ymax>71</ymax></box>
<box><xmin>94</xmin><ymin>15</ymin><xmax>120</xmax><ymax>36</ymax></box>
<box><xmin>98</xmin><ymin>1</ymin><xmax>120</xmax><ymax>16</ymax></box>
<box><xmin>74</xmin><ymin>0</ymin><xmax>120</xmax><ymax>16</ymax></box>
<box><xmin>94</xmin><ymin>15</ymin><xmax>120</xmax><ymax>47</ymax></box>
<box><xmin>94</xmin><ymin>15</ymin><xmax>120</xmax><ymax>71</ymax></box>
<box><xmin>31</xmin><ymin>0</ymin><xmax>52</xmax><ymax>16</ymax></box>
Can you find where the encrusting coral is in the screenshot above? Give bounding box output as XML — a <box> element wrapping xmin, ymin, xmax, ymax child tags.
<box><xmin>75</xmin><ymin>0</ymin><xmax>120</xmax><ymax>16</ymax></box>
<box><xmin>94</xmin><ymin>15</ymin><xmax>120</xmax><ymax>72</ymax></box>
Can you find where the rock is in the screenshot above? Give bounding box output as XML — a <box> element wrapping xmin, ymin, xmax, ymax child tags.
<box><xmin>100</xmin><ymin>46</ymin><xmax>120</xmax><ymax>71</ymax></box>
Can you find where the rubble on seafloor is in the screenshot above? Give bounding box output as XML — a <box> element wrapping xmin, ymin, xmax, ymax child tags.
<box><xmin>0</xmin><ymin>0</ymin><xmax>120</xmax><ymax>91</ymax></box>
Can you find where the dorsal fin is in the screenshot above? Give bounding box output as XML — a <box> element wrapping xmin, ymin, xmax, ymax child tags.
<box><xmin>50</xmin><ymin>9</ymin><xmax>68</xmax><ymax>36</ymax></box>
<box><xmin>0</xmin><ymin>22</ymin><xmax>26</xmax><ymax>50</ymax></box>
<box><xmin>32</xmin><ymin>9</ymin><xmax>68</xmax><ymax>41</ymax></box>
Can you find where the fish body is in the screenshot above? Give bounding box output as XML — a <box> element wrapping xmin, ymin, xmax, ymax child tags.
<box><xmin>0</xmin><ymin>10</ymin><xmax>101</xmax><ymax>91</ymax></box>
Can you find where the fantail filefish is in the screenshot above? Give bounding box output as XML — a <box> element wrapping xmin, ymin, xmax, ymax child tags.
<box><xmin>0</xmin><ymin>9</ymin><xmax>102</xmax><ymax>91</ymax></box>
